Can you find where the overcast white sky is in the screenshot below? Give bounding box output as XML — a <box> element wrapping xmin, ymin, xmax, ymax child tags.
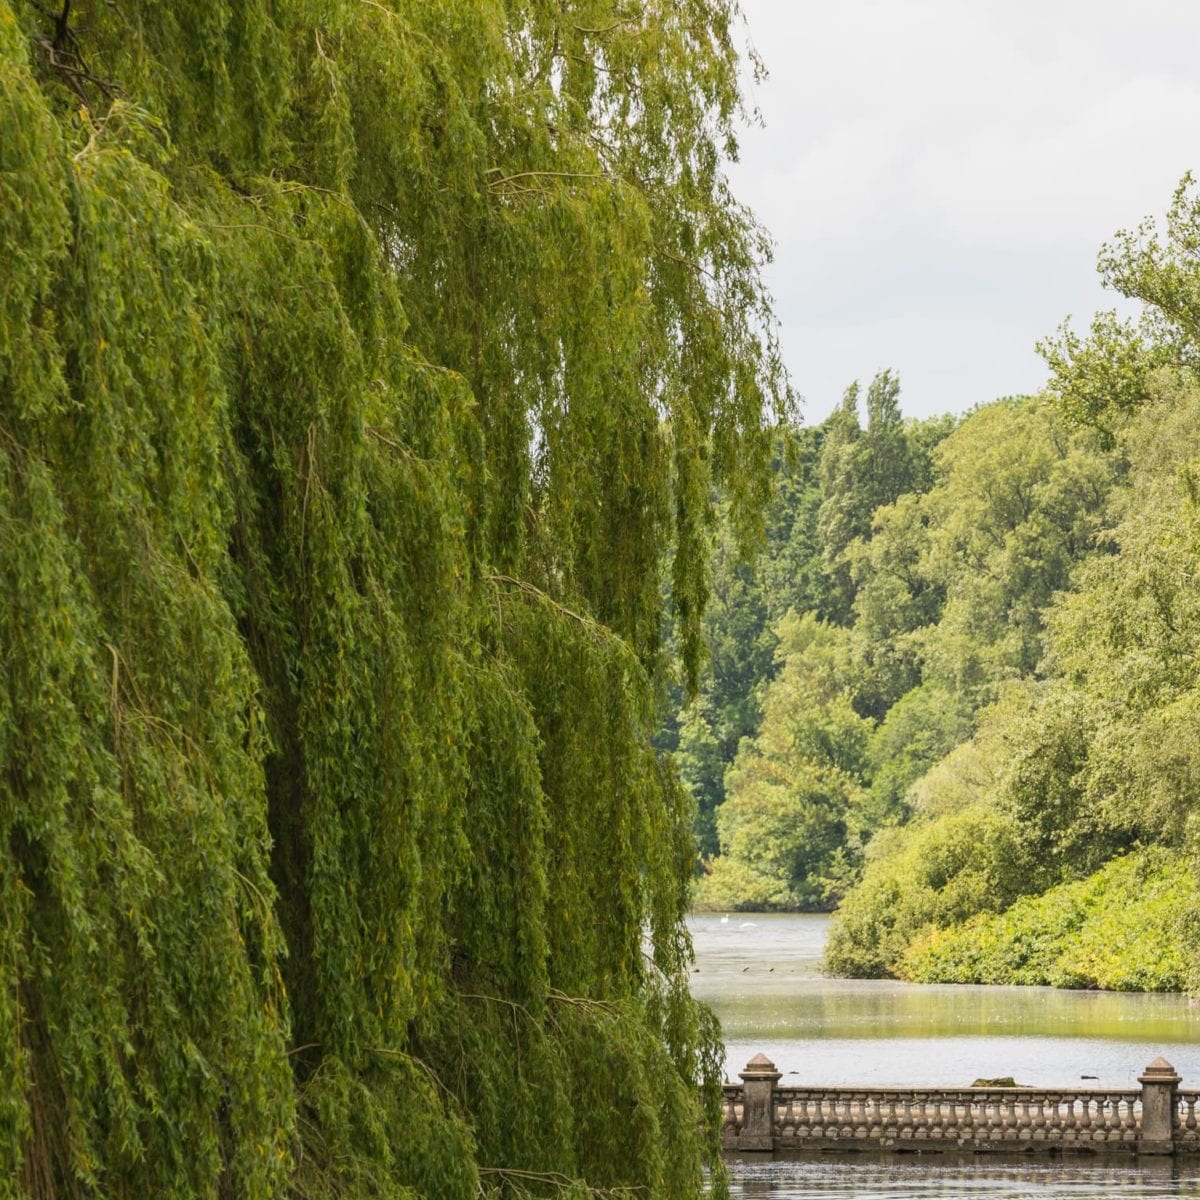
<box><xmin>727</xmin><ymin>0</ymin><xmax>1200</xmax><ymax>423</ymax></box>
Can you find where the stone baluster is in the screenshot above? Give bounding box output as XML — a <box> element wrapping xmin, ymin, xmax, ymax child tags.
<box><xmin>918</xmin><ymin>1091</ymin><xmax>934</xmax><ymax>1139</ymax></box>
<box><xmin>985</xmin><ymin>1096</ymin><xmax>1001</xmax><ymax>1143</ymax></box>
<box><xmin>1179</xmin><ymin>1092</ymin><xmax>1198</xmax><ymax>1145</ymax></box>
<box><xmin>1073</xmin><ymin>1094</ymin><xmax>1088</xmax><ymax>1140</ymax></box>
<box><xmin>1030</xmin><ymin>1093</ymin><xmax>1046</xmax><ymax>1140</ymax></box>
<box><xmin>1123</xmin><ymin>1095</ymin><xmax>1139</xmax><ymax>1142</ymax></box>
<box><xmin>929</xmin><ymin>1096</ymin><xmax>944</xmax><ymax>1141</ymax></box>
<box><xmin>960</xmin><ymin>1095</ymin><xmax>976</xmax><ymax>1142</ymax></box>
<box><xmin>964</xmin><ymin>1095</ymin><xmax>978</xmax><ymax>1142</ymax></box>
<box><xmin>1000</xmin><ymin>1094</ymin><xmax>1015</xmax><ymax>1141</ymax></box>
<box><xmin>797</xmin><ymin>1093</ymin><xmax>813</xmax><ymax>1137</ymax></box>
<box><xmin>834</xmin><ymin>1093</ymin><xmax>849</xmax><ymax>1138</ymax></box>
<box><xmin>1120</xmin><ymin>1096</ymin><xmax>1134</xmax><ymax>1142</ymax></box>
<box><xmin>1054</xmin><ymin>1093</ymin><xmax>1069</xmax><ymax>1140</ymax></box>
<box><xmin>946</xmin><ymin>1095</ymin><xmax>962</xmax><ymax>1139</ymax></box>
<box><xmin>1065</xmin><ymin>1094</ymin><xmax>1079</xmax><ymax>1141</ymax></box>
<box><xmin>1047</xmin><ymin>1094</ymin><xmax>1063</xmax><ymax>1141</ymax></box>
<box><xmin>778</xmin><ymin>1094</ymin><xmax>795</xmax><ymax>1138</ymax></box>
<box><xmin>881</xmin><ymin>1094</ymin><xmax>898</xmax><ymax>1139</ymax></box>
<box><xmin>1103</xmin><ymin>1096</ymin><xmax>1120</xmax><ymax>1142</ymax></box>
<box><xmin>1139</xmin><ymin>1057</ymin><xmax>1181</xmax><ymax>1155</ymax></box>
<box><xmin>813</xmin><ymin>1094</ymin><xmax>828</xmax><ymax>1138</ymax></box>
<box><xmin>854</xmin><ymin>1092</ymin><xmax>870</xmax><ymax>1139</ymax></box>
<box><xmin>737</xmin><ymin>1054</ymin><xmax>781</xmax><ymax>1152</ymax></box>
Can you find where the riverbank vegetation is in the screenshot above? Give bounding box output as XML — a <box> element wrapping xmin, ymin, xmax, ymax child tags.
<box><xmin>900</xmin><ymin>849</ymin><xmax>1194</xmax><ymax>992</ymax></box>
<box><xmin>680</xmin><ymin>187</ymin><xmax>1200</xmax><ymax>993</ymax></box>
<box><xmin>0</xmin><ymin>2</ymin><xmax>786</xmax><ymax>1196</ymax></box>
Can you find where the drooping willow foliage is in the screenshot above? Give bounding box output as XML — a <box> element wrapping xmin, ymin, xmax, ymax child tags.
<box><xmin>0</xmin><ymin>2</ymin><xmax>787</xmax><ymax>1197</ymax></box>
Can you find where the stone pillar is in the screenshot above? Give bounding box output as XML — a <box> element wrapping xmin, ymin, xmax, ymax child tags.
<box><xmin>738</xmin><ymin>1053</ymin><xmax>781</xmax><ymax>1152</ymax></box>
<box><xmin>1139</xmin><ymin>1056</ymin><xmax>1181</xmax><ymax>1154</ymax></box>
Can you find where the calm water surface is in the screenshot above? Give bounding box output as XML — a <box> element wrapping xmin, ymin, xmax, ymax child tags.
<box><xmin>688</xmin><ymin>912</ymin><xmax>1200</xmax><ymax>1198</ymax></box>
<box><xmin>724</xmin><ymin>1157</ymin><xmax>1200</xmax><ymax>1199</ymax></box>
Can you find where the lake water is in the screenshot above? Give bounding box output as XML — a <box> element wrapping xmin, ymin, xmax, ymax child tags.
<box><xmin>724</xmin><ymin>1157</ymin><xmax>1200</xmax><ymax>1199</ymax></box>
<box><xmin>688</xmin><ymin>912</ymin><xmax>1200</xmax><ymax>1199</ymax></box>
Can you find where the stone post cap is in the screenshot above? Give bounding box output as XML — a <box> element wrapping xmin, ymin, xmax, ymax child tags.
<box><xmin>739</xmin><ymin>1053</ymin><xmax>782</xmax><ymax>1082</ymax></box>
<box><xmin>1139</xmin><ymin>1056</ymin><xmax>1181</xmax><ymax>1084</ymax></box>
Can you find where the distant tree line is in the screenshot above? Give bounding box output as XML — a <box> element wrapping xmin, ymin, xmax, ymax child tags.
<box><xmin>676</xmin><ymin>184</ymin><xmax>1200</xmax><ymax>992</ymax></box>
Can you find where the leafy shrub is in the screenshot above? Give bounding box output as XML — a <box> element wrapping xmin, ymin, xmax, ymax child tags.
<box><xmin>824</xmin><ymin>803</ymin><xmax>1030</xmax><ymax>977</ymax></box>
<box><xmin>901</xmin><ymin>849</ymin><xmax>1193</xmax><ymax>991</ymax></box>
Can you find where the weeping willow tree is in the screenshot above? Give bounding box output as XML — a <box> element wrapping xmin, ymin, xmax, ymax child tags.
<box><xmin>0</xmin><ymin>1</ymin><xmax>787</xmax><ymax>1196</ymax></box>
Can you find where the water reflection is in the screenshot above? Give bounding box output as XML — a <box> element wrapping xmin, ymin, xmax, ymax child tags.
<box><xmin>687</xmin><ymin>913</ymin><xmax>1200</xmax><ymax>1087</ymax></box>
<box><xmin>726</xmin><ymin>1156</ymin><xmax>1200</xmax><ymax>1199</ymax></box>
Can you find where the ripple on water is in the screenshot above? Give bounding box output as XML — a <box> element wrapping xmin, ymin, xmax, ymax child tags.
<box><xmin>723</xmin><ymin>1156</ymin><xmax>1200</xmax><ymax>1200</ymax></box>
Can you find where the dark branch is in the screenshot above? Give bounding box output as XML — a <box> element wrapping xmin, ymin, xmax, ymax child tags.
<box><xmin>32</xmin><ymin>0</ymin><xmax>119</xmax><ymax>107</ymax></box>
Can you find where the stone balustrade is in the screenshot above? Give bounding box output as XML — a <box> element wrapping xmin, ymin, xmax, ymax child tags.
<box><xmin>721</xmin><ymin>1053</ymin><xmax>1198</xmax><ymax>1156</ymax></box>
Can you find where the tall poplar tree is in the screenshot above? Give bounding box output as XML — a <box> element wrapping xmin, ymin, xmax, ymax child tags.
<box><xmin>0</xmin><ymin>2</ymin><xmax>787</xmax><ymax>1197</ymax></box>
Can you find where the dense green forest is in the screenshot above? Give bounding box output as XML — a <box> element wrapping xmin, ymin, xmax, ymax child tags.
<box><xmin>680</xmin><ymin>187</ymin><xmax>1200</xmax><ymax>993</ymax></box>
<box><xmin>0</xmin><ymin>3</ymin><xmax>787</xmax><ymax>1197</ymax></box>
